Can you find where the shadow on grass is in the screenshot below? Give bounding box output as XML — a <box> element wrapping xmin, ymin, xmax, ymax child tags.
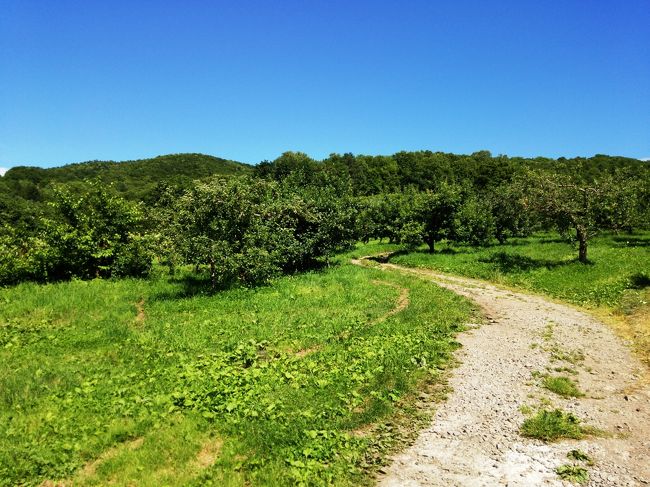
<box><xmin>152</xmin><ymin>261</ymin><xmax>332</xmax><ymax>301</ymax></box>
<box><xmin>368</xmin><ymin>249</ymin><xmax>409</xmax><ymax>263</ymax></box>
<box><xmin>628</xmin><ymin>272</ymin><xmax>650</xmax><ymax>289</ymax></box>
<box><xmin>538</xmin><ymin>237</ymin><xmax>570</xmax><ymax>244</ymax></box>
<box><xmin>151</xmin><ymin>274</ymin><xmax>231</xmax><ymax>301</ymax></box>
<box><xmin>479</xmin><ymin>252</ymin><xmax>570</xmax><ymax>273</ymax></box>
<box><xmin>612</xmin><ymin>236</ymin><xmax>650</xmax><ymax>248</ymax></box>
<box><xmin>438</xmin><ymin>247</ymin><xmax>462</xmax><ymax>255</ymax></box>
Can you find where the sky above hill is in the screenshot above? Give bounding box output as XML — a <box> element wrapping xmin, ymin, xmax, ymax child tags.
<box><xmin>1</xmin><ymin>0</ymin><xmax>649</xmax><ymax>168</ymax></box>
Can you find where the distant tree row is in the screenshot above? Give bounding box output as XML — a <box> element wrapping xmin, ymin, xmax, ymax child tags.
<box><xmin>1</xmin><ymin>150</ymin><xmax>648</xmax><ymax>286</ymax></box>
<box><xmin>255</xmin><ymin>151</ymin><xmax>648</xmax><ymax>262</ymax></box>
<box><xmin>355</xmin><ymin>182</ymin><xmax>533</xmax><ymax>251</ymax></box>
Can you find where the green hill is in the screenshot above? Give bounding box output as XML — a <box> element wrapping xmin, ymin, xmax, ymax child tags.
<box><xmin>1</xmin><ymin>153</ymin><xmax>252</xmax><ymax>202</ymax></box>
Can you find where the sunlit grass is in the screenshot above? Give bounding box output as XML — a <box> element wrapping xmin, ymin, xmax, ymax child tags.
<box><xmin>387</xmin><ymin>232</ymin><xmax>649</xmax><ymax>309</ymax></box>
<box><xmin>365</xmin><ymin>232</ymin><xmax>649</xmax><ymax>366</ymax></box>
<box><xmin>0</xmin><ymin>261</ymin><xmax>472</xmax><ymax>486</ymax></box>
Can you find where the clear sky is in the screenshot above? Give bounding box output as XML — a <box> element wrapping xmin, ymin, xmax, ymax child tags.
<box><xmin>1</xmin><ymin>0</ymin><xmax>649</xmax><ymax>170</ymax></box>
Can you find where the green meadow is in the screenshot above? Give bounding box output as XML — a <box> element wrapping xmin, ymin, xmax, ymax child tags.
<box><xmin>2</xmin><ymin>232</ymin><xmax>648</xmax><ymax>486</ymax></box>
<box><xmin>386</xmin><ymin>232</ymin><xmax>650</xmax><ymax>364</ymax></box>
<box><xmin>0</xmin><ymin>261</ymin><xmax>472</xmax><ymax>486</ymax></box>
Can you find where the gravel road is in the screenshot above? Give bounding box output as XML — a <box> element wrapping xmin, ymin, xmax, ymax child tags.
<box><xmin>373</xmin><ymin>263</ymin><xmax>650</xmax><ymax>487</ymax></box>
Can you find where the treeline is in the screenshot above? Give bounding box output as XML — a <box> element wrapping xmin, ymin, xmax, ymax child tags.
<box><xmin>254</xmin><ymin>150</ymin><xmax>648</xmax><ymax>195</ymax></box>
<box><xmin>256</xmin><ymin>151</ymin><xmax>649</xmax><ymax>261</ymax></box>
<box><xmin>1</xmin><ymin>150</ymin><xmax>648</xmax><ymax>287</ymax></box>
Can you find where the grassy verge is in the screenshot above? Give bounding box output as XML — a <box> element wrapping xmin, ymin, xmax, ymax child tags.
<box><xmin>368</xmin><ymin>232</ymin><xmax>649</xmax><ymax>367</ymax></box>
<box><xmin>0</xmin><ymin>261</ymin><xmax>472</xmax><ymax>486</ymax></box>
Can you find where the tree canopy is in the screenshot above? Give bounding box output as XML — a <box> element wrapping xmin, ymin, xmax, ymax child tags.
<box><xmin>1</xmin><ymin>149</ymin><xmax>647</xmax><ymax>287</ymax></box>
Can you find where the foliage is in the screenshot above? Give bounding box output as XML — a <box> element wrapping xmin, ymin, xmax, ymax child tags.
<box><xmin>567</xmin><ymin>449</ymin><xmax>594</xmax><ymax>465</ymax></box>
<box><xmin>2</xmin><ymin>153</ymin><xmax>250</xmax><ymax>202</ymax></box>
<box><xmin>410</xmin><ymin>184</ymin><xmax>463</xmax><ymax>252</ymax></box>
<box><xmin>0</xmin><ymin>226</ymin><xmax>46</xmax><ymax>286</ymax></box>
<box><xmin>354</xmin><ymin>193</ymin><xmax>404</xmax><ymax>244</ymax></box>
<box><xmin>3</xmin><ymin>150</ymin><xmax>647</xmax><ymax>288</ymax></box>
<box><xmin>255</xmin><ymin>150</ymin><xmax>648</xmax><ymax>197</ymax></box>
<box><xmin>452</xmin><ymin>194</ymin><xmax>496</xmax><ymax>246</ymax></box>
<box><xmin>0</xmin><ymin>182</ymin><xmax>152</xmax><ymax>285</ymax></box>
<box><xmin>519</xmin><ymin>169</ymin><xmax>644</xmax><ymax>262</ymax></box>
<box><xmin>488</xmin><ymin>183</ymin><xmax>535</xmax><ymax>243</ymax></box>
<box><xmin>162</xmin><ymin>177</ymin><xmax>356</xmax><ymax>289</ymax></box>
<box><xmin>555</xmin><ymin>464</ymin><xmax>589</xmax><ymax>484</ymax></box>
<box><xmin>354</xmin><ymin>185</ymin><xmax>465</xmax><ymax>252</ymax></box>
<box><xmin>254</xmin><ymin>152</ymin><xmax>318</xmax><ymax>185</ymax></box>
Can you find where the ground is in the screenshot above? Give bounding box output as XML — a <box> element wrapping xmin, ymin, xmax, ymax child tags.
<box><xmin>365</xmin><ymin>262</ymin><xmax>650</xmax><ymax>487</ymax></box>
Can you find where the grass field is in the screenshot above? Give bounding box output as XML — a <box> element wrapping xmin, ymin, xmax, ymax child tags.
<box><xmin>378</xmin><ymin>232</ymin><xmax>650</xmax><ymax>366</ymax></box>
<box><xmin>0</xmin><ymin>261</ymin><xmax>473</xmax><ymax>486</ymax></box>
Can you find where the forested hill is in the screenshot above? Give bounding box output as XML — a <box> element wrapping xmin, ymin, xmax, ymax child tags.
<box><xmin>255</xmin><ymin>151</ymin><xmax>648</xmax><ymax>196</ymax></box>
<box><xmin>1</xmin><ymin>153</ymin><xmax>252</xmax><ymax>201</ymax></box>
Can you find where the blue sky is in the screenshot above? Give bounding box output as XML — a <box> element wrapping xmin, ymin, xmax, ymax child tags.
<box><xmin>1</xmin><ymin>0</ymin><xmax>649</xmax><ymax>170</ymax></box>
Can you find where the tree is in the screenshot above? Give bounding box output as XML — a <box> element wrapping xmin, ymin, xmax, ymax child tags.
<box><xmin>0</xmin><ymin>181</ymin><xmax>152</xmax><ymax>285</ymax></box>
<box><xmin>165</xmin><ymin>177</ymin><xmax>356</xmax><ymax>290</ymax></box>
<box><xmin>489</xmin><ymin>183</ymin><xmax>535</xmax><ymax>244</ymax></box>
<box><xmin>411</xmin><ymin>183</ymin><xmax>463</xmax><ymax>252</ymax></box>
<box><xmin>259</xmin><ymin>151</ymin><xmax>319</xmax><ymax>184</ymax></box>
<box><xmin>41</xmin><ymin>181</ymin><xmax>152</xmax><ymax>279</ymax></box>
<box><xmin>521</xmin><ymin>170</ymin><xmax>641</xmax><ymax>263</ymax></box>
<box><xmin>452</xmin><ymin>194</ymin><xmax>495</xmax><ymax>246</ymax></box>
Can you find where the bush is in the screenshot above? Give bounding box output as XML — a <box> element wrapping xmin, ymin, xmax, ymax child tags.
<box><xmin>0</xmin><ymin>182</ymin><xmax>153</xmax><ymax>286</ymax></box>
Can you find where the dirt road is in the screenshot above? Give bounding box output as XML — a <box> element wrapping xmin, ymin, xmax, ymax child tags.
<box><xmin>370</xmin><ymin>262</ymin><xmax>650</xmax><ymax>487</ymax></box>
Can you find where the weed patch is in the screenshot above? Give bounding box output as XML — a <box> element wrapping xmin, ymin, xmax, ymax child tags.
<box><xmin>542</xmin><ymin>376</ymin><xmax>584</xmax><ymax>398</ymax></box>
<box><xmin>520</xmin><ymin>409</ymin><xmax>586</xmax><ymax>441</ymax></box>
<box><xmin>550</xmin><ymin>348</ymin><xmax>585</xmax><ymax>365</ymax></box>
<box><xmin>556</xmin><ymin>464</ymin><xmax>589</xmax><ymax>484</ymax></box>
<box><xmin>567</xmin><ymin>449</ymin><xmax>594</xmax><ymax>466</ymax></box>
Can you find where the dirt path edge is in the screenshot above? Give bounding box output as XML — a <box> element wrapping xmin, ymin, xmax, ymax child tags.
<box><xmin>353</xmin><ymin>259</ymin><xmax>650</xmax><ymax>487</ymax></box>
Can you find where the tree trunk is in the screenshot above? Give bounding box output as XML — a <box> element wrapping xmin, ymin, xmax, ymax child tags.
<box><xmin>209</xmin><ymin>258</ymin><xmax>216</xmax><ymax>290</ymax></box>
<box><xmin>426</xmin><ymin>235</ymin><xmax>435</xmax><ymax>253</ymax></box>
<box><xmin>576</xmin><ymin>227</ymin><xmax>588</xmax><ymax>263</ymax></box>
